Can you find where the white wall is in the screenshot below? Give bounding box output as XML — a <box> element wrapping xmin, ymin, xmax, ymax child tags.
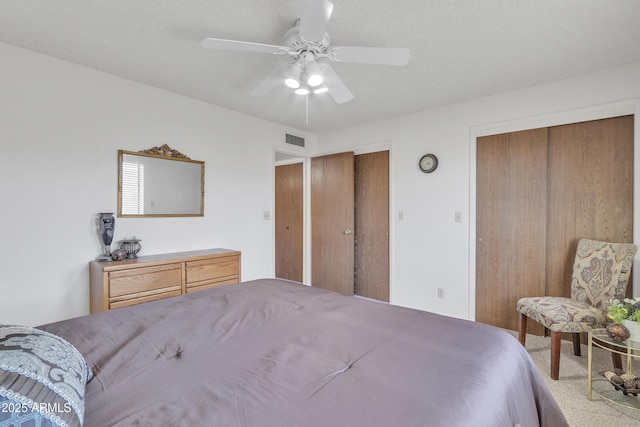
<box><xmin>2</xmin><ymin>39</ymin><xmax>639</xmax><ymax>327</ymax></box>
<box><xmin>0</xmin><ymin>42</ymin><xmax>316</xmax><ymax>326</ymax></box>
<box><xmin>318</xmin><ymin>62</ymin><xmax>640</xmax><ymax>320</ymax></box>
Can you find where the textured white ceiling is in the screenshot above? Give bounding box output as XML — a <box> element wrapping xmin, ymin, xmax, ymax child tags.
<box><xmin>1</xmin><ymin>0</ymin><xmax>639</xmax><ymax>134</ymax></box>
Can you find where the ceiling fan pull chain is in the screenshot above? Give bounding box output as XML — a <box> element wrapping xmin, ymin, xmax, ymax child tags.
<box><xmin>306</xmin><ymin>95</ymin><xmax>309</xmax><ymax>126</ymax></box>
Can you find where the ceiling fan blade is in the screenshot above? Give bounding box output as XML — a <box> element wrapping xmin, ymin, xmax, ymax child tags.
<box><xmin>202</xmin><ymin>38</ymin><xmax>289</xmax><ymax>55</ymax></box>
<box><xmin>250</xmin><ymin>64</ymin><xmax>289</xmax><ymax>96</ymax></box>
<box><xmin>318</xmin><ymin>62</ymin><xmax>353</xmax><ymax>104</ymax></box>
<box><xmin>299</xmin><ymin>0</ymin><xmax>333</xmax><ymax>43</ymax></box>
<box><xmin>250</xmin><ymin>77</ymin><xmax>280</xmax><ymax>97</ymax></box>
<box><xmin>328</xmin><ymin>46</ymin><xmax>410</xmax><ymax>66</ymax></box>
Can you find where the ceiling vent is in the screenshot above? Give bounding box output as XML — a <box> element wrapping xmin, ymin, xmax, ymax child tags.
<box><xmin>285</xmin><ymin>133</ymin><xmax>305</xmax><ymax>147</ymax></box>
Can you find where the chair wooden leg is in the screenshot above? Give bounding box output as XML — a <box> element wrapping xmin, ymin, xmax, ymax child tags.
<box><xmin>612</xmin><ymin>352</ymin><xmax>623</xmax><ymax>371</ymax></box>
<box><xmin>518</xmin><ymin>313</ymin><xmax>527</xmax><ymax>346</ymax></box>
<box><xmin>550</xmin><ymin>331</ymin><xmax>561</xmax><ymax>380</ymax></box>
<box><xmin>572</xmin><ymin>333</ymin><xmax>581</xmax><ymax>356</ymax></box>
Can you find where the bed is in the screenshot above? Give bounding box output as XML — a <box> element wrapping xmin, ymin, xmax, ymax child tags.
<box><xmin>2</xmin><ymin>278</ymin><xmax>567</xmax><ymax>426</ymax></box>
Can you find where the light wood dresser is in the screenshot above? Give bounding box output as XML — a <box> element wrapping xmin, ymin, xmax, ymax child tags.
<box><xmin>90</xmin><ymin>248</ymin><xmax>241</xmax><ymax>313</ymax></box>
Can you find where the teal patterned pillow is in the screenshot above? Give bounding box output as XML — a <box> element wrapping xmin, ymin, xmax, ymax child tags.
<box><xmin>0</xmin><ymin>325</ymin><xmax>92</xmax><ymax>427</ymax></box>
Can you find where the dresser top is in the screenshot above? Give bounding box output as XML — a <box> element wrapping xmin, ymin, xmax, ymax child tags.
<box><xmin>91</xmin><ymin>248</ymin><xmax>240</xmax><ymax>271</ymax></box>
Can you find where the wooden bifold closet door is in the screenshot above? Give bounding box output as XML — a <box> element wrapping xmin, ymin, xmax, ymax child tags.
<box><xmin>476</xmin><ymin>128</ymin><xmax>548</xmax><ymax>334</ymax></box>
<box><xmin>310</xmin><ymin>151</ymin><xmax>390</xmax><ymax>300</ymax></box>
<box><xmin>311</xmin><ymin>152</ymin><xmax>356</xmax><ymax>296</ymax></box>
<box><xmin>476</xmin><ymin>115</ymin><xmax>634</xmax><ymax>333</ymax></box>
<box><xmin>354</xmin><ymin>151</ymin><xmax>390</xmax><ymax>302</ymax></box>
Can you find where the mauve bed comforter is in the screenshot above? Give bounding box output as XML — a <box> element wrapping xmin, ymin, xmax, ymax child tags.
<box><xmin>40</xmin><ymin>279</ymin><xmax>567</xmax><ymax>427</ymax></box>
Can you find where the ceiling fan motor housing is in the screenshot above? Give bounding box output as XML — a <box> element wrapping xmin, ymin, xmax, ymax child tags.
<box><xmin>284</xmin><ymin>20</ymin><xmax>330</xmax><ymax>57</ymax></box>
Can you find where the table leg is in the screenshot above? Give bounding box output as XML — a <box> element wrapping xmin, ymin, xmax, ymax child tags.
<box><xmin>588</xmin><ymin>332</ymin><xmax>593</xmax><ymax>400</ymax></box>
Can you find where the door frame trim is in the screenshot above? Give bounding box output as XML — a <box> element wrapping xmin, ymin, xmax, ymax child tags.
<box><xmin>468</xmin><ymin>99</ymin><xmax>640</xmax><ymax>320</ymax></box>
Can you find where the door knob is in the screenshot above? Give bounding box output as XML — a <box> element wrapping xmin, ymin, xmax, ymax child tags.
<box><xmin>344</xmin><ymin>229</ymin><xmax>354</xmax><ymax>235</ymax></box>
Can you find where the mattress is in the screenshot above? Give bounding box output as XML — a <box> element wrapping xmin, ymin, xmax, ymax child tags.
<box><xmin>39</xmin><ymin>278</ymin><xmax>567</xmax><ymax>426</ymax></box>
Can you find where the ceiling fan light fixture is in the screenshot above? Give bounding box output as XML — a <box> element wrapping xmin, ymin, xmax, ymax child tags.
<box><xmin>285</xmin><ymin>78</ymin><xmax>300</xmax><ymax>89</ymax></box>
<box><xmin>295</xmin><ymin>87</ymin><xmax>310</xmax><ymax>95</ymax></box>
<box><xmin>314</xmin><ymin>87</ymin><xmax>328</xmax><ymax>94</ymax></box>
<box><xmin>304</xmin><ymin>57</ymin><xmax>323</xmax><ymax>87</ymax></box>
<box><xmin>307</xmin><ymin>73</ymin><xmax>323</xmax><ymax>87</ymax></box>
<box><xmin>284</xmin><ymin>62</ymin><xmax>302</xmax><ymax>89</ymax></box>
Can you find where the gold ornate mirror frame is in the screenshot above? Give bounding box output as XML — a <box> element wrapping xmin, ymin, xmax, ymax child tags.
<box><xmin>118</xmin><ymin>145</ymin><xmax>205</xmax><ymax>218</ymax></box>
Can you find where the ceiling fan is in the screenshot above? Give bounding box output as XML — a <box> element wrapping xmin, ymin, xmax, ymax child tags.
<box><xmin>201</xmin><ymin>0</ymin><xmax>410</xmax><ymax>104</ymax></box>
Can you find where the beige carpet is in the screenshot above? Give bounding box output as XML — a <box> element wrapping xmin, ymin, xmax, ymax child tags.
<box><xmin>510</xmin><ymin>331</ymin><xmax>640</xmax><ymax>426</ymax></box>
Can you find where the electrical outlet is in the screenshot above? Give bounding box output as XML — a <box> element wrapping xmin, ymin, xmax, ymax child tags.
<box><xmin>437</xmin><ymin>288</ymin><xmax>444</xmax><ymax>299</ymax></box>
<box><xmin>399</xmin><ymin>210</ymin><xmax>405</xmax><ymax>220</ymax></box>
<box><xmin>263</xmin><ymin>211</ymin><xmax>271</xmax><ymax>220</ymax></box>
<box><xmin>455</xmin><ymin>211</ymin><xmax>462</xmax><ymax>222</ymax></box>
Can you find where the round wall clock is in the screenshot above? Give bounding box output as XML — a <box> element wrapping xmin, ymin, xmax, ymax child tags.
<box><xmin>419</xmin><ymin>154</ymin><xmax>438</xmax><ymax>173</ymax></box>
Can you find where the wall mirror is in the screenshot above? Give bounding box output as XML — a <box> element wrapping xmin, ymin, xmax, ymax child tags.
<box><xmin>118</xmin><ymin>145</ymin><xmax>204</xmax><ymax>217</ymax></box>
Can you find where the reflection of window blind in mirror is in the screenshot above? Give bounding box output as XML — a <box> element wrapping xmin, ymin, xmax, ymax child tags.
<box><xmin>122</xmin><ymin>162</ymin><xmax>144</xmax><ymax>214</ymax></box>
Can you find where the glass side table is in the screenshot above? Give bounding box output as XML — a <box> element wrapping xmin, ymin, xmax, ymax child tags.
<box><xmin>588</xmin><ymin>329</ymin><xmax>640</xmax><ymax>412</ymax></box>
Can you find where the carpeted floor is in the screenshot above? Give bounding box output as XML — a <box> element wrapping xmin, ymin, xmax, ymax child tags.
<box><xmin>511</xmin><ymin>331</ymin><xmax>640</xmax><ymax>426</ymax></box>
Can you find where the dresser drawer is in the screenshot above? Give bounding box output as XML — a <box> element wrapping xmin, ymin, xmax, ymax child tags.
<box><xmin>109</xmin><ymin>263</ymin><xmax>182</xmax><ymax>298</ymax></box>
<box><xmin>186</xmin><ymin>278</ymin><xmax>240</xmax><ymax>294</ymax></box>
<box><xmin>110</xmin><ymin>290</ymin><xmax>182</xmax><ymax>310</ymax></box>
<box><xmin>186</xmin><ymin>256</ymin><xmax>240</xmax><ymax>286</ymax></box>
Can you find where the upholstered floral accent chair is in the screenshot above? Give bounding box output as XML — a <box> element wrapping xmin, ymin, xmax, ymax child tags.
<box><xmin>517</xmin><ymin>239</ymin><xmax>637</xmax><ymax>380</ymax></box>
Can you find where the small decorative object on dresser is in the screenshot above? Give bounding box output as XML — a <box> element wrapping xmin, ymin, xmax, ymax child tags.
<box><xmin>120</xmin><ymin>238</ymin><xmax>142</xmax><ymax>259</ymax></box>
<box><xmin>96</xmin><ymin>212</ymin><xmax>116</xmax><ymax>261</ymax></box>
<box><xmin>111</xmin><ymin>248</ymin><xmax>127</xmax><ymax>261</ymax></box>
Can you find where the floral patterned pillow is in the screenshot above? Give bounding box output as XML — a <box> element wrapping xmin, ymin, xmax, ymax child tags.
<box><xmin>0</xmin><ymin>325</ymin><xmax>92</xmax><ymax>427</ymax></box>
